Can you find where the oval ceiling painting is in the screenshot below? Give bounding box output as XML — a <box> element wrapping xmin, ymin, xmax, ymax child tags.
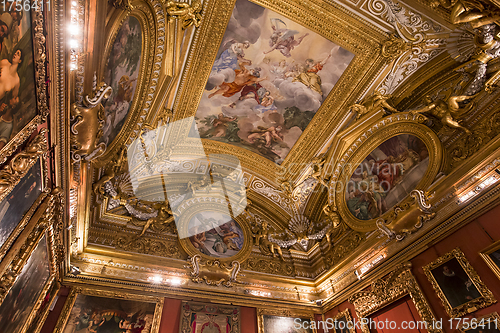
<box><xmin>188</xmin><ymin>211</ymin><xmax>244</xmax><ymax>259</ymax></box>
<box><xmin>346</xmin><ymin>135</ymin><xmax>429</xmax><ymax>220</ymax></box>
<box><xmin>100</xmin><ymin>16</ymin><xmax>142</xmax><ymax>147</ymax></box>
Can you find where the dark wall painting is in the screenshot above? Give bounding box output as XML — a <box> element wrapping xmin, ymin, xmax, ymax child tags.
<box><xmin>0</xmin><ymin>235</ymin><xmax>51</xmax><ymax>333</ymax></box>
<box><xmin>0</xmin><ymin>158</ymin><xmax>42</xmax><ymax>250</ymax></box>
<box><xmin>61</xmin><ymin>294</ymin><xmax>156</xmax><ymax>333</ymax></box>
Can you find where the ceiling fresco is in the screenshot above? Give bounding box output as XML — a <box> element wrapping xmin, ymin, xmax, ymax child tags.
<box><xmin>194</xmin><ymin>0</ymin><xmax>354</xmax><ymax>164</ymax></box>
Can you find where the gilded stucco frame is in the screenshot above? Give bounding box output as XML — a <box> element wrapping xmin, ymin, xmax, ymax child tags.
<box><xmin>330</xmin><ymin>114</ymin><xmax>443</xmax><ymax>232</ymax></box>
<box><xmin>172</xmin><ymin>0</ymin><xmax>387</xmax><ymax>177</ymax></box>
<box><xmin>257</xmin><ymin>308</ymin><xmax>317</xmax><ymax>333</ymax></box>
<box><xmin>458</xmin><ymin>312</ymin><xmax>500</xmax><ymax>332</ymax></box>
<box><xmin>423</xmin><ymin>248</ymin><xmax>497</xmax><ymax>318</ymax></box>
<box><xmin>349</xmin><ymin>263</ymin><xmax>442</xmax><ymax>333</ymax></box>
<box><xmin>0</xmin><ymin>6</ymin><xmax>49</xmax><ymax>165</ymax></box>
<box><xmin>0</xmin><ymin>131</ymin><xmax>50</xmax><ymax>261</ymax></box>
<box><xmin>178</xmin><ymin>201</ymin><xmax>252</xmax><ymax>263</ymax></box>
<box><xmin>52</xmin><ymin>287</ymin><xmax>164</xmax><ymax>333</ymax></box>
<box><xmin>480</xmin><ymin>240</ymin><xmax>500</xmax><ymax>281</ymax></box>
<box><xmin>0</xmin><ymin>192</ymin><xmax>60</xmax><ymax>333</ymax></box>
<box><xmin>331</xmin><ymin>308</ymin><xmax>355</xmax><ymax>333</ymax></box>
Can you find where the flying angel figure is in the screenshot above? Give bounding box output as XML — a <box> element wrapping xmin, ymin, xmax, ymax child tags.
<box><xmin>264</xmin><ymin>18</ymin><xmax>309</xmax><ymax>57</ymax></box>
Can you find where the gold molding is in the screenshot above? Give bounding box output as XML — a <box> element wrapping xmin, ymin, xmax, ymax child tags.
<box><xmin>0</xmin><ymin>6</ymin><xmax>49</xmax><ymax>164</ymax></box>
<box><xmin>52</xmin><ymin>287</ymin><xmax>164</xmax><ymax>333</ymax></box>
<box><xmin>257</xmin><ymin>307</ymin><xmax>317</xmax><ymax>333</ymax></box>
<box><xmin>458</xmin><ymin>312</ymin><xmax>500</xmax><ymax>332</ymax></box>
<box><xmin>480</xmin><ymin>240</ymin><xmax>500</xmax><ymax>281</ymax></box>
<box><xmin>349</xmin><ymin>263</ymin><xmax>442</xmax><ymax>333</ymax></box>
<box><xmin>423</xmin><ymin>247</ymin><xmax>497</xmax><ymax>318</ymax></box>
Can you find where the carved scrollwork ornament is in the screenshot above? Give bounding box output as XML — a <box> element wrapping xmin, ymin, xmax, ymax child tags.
<box><xmin>186</xmin><ymin>254</ymin><xmax>241</xmax><ymax>287</ymax></box>
<box><xmin>70</xmin><ymin>84</ymin><xmax>113</xmax><ymax>163</ymax></box>
<box><xmin>108</xmin><ymin>0</ymin><xmax>133</xmax><ymax>11</ymax></box>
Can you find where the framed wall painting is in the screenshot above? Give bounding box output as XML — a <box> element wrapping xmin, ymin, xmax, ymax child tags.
<box><xmin>423</xmin><ymin>248</ymin><xmax>496</xmax><ymax>318</ymax></box>
<box><xmin>179</xmin><ymin>301</ymin><xmax>240</xmax><ymax>333</ymax></box>
<box><xmin>480</xmin><ymin>240</ymin><xmax>500</xmax><ymax>281</ymax></box>
<box><xmin>0</xmin><ymin>212</ymin><xmax>57</xmax><ymax>333</ymax></box>
<box><xmin>331</xmin><ymin>119</ymin><xmax>443</xmax><ymax>232</ymax></box>
<box><xmin>458</xmin><ymin>312</ymin><xmax>500</xmax><ymax>333</ymax></box>
<box><xmin>257</xmin><ymin>308</ymin><xmax>316</xmax><ymax>333</ymax></box>
<box><xmin>0</xmin><ymin>131</ymin><xmax>49</xmax><ymax>261</ymax></box>
<box><xmin>53</xmin><ymin>288</ymin><xmax>163</xmax><ymax>333</ymax></box>
<box><xmin>0</xmin><ymin>6</ymin><xmax>49</xmax><ymax>164</ymax></box>
<box><xmin>331</xmin><ymin>309</ymin><xmax>354</xmax><ymax>333</ymax></box>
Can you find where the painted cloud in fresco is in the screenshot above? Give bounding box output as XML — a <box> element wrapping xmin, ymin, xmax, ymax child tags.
<box><xmin>195</xmin><ymin>0</ymin><xmax>354</xmax><ymax>164</ymax></box>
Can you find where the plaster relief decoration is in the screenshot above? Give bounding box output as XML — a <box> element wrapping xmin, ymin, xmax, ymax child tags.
<box><xmin>345</xmin><ymin>134</ymin><xmax>429</xmax><ymax>220</ymax></box>
<box><xmin>186</xmin><ymin>254</ymin><xmax>241</xmax><ymax>287</ymax></box>
<box><xmin>194</xmin><ymin>0</ymin><xmax>354</xmax><ymax>164</ymax></box>
<box><xmin>179</xmin><ymin>301</ymin><xmax>240</xmax><ymax>333</ymax></box>
<box><xmin>368</xmin><ymin>0</ymin><xmax>447</xmax><ymax>94</ymax></box>
<box><xmin>100</xmin><ymin>16</ymin><xmax>142</xmax><ymax>147</ymax></box>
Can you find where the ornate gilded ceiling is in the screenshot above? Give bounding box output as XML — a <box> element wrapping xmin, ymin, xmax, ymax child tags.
<box><xmin>51</xmin><ymin>0</ymin><xmax>500</xmax><ymax>310</ymax></box>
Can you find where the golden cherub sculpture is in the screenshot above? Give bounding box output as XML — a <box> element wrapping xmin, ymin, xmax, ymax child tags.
<box><xmin>165</xmin><ymin>0</ymin><xmax>202</xmax><ymax>29</ymax></box>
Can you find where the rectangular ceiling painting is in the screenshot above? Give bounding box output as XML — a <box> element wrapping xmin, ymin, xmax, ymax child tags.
<box><xmin>195</xmin><ymin>0</ymin><xmax>354</xmax><ymax>164</ymax></box>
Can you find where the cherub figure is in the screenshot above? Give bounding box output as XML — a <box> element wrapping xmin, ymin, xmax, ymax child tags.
<box><xmin>309</xmin><ymin>156</ymin><xmax>329</xmax><ymax>187</ymax></box>
<box><xmin>429</xmin><ymin>0</ymin><xmax>500</xmax><ymax>28</ymax></box>
<box><xmin>246</xmin><ymin>211</ymin><xmax>285</xmax><ymax>260</ymax></box>
<box><xmin>349</xmin><ymin>92</ymin><xmax>398</xmax><ymax>121</ymax></box>
<box><xmin>135</xmin><ymin>200</ymin><xmax>176</xmax><ymax>237</ymax></box>
<box><xmin>264</xmin><ymin>18</ymin><xmax>309</xmax><ymax>57</ymax></box>
<box><xmin>93</xmin><ymin>148</ymin><xmax>127</xmax><ymax>195</ymax></box>
<box><xmin>165</xmin><ymin>0</ymin><xmax>202</xmax><ymax>29</ymax></box>
<box><xmin>247</xmin><ymin>125</ymin><xmax>285</xmax><ymax>147</ymax></box>
<box><xmin>410</xmin><ymin>94</ymin><xmax>478</xmax><ymax>135</ymax></box>
<box><xmin>323</xmin><ymin>204</ymin><xmax>341</xmax><ymax>229</ymax></box>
